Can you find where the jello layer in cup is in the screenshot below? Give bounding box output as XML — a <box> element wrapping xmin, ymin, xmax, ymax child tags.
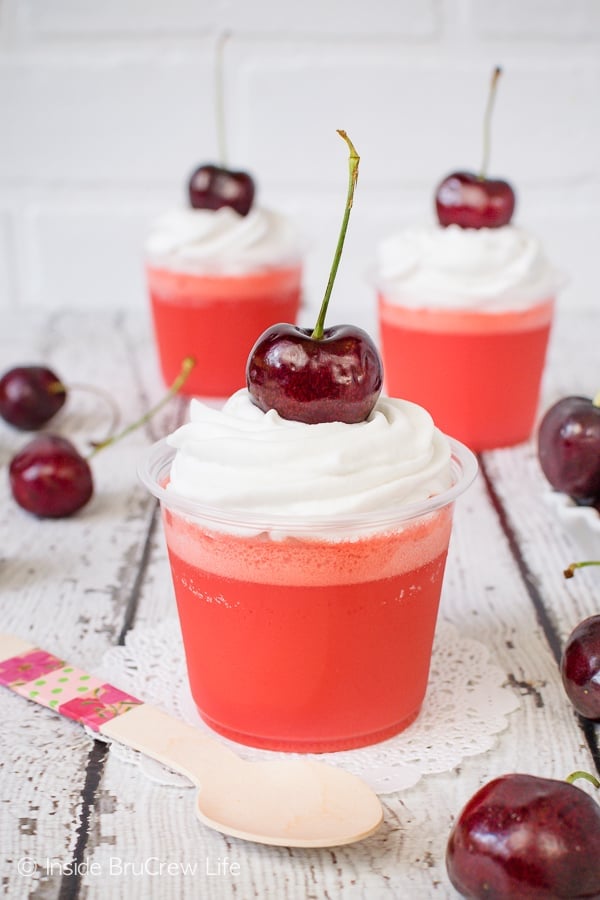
<box><xmin>139</xmin><ymin>438</ymin><xmax>477</xmax><ymax>753</ymax></box>
<box><xmin>147</xmin><ymin>264</ymin><xmax>302</xmax><ymax>398</ymax></box>
<box><xmin>378</xmin><ymin>296</ymin><xmax>555</xmax><ymax>452</ymax></box>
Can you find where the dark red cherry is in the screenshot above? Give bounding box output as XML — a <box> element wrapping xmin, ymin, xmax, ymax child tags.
<box><xmin>537</xmin><ymin>395</ymin><xmax>600</xmax><ymax>506</ymax></box>
<box><xmin>247</xmin><ymin>131</ymin><xmax>383</xmax><ymax>424</ymax></box>
<box><xmin>188</xmin><ymin>164</ymin><xmax>255</xmax><ymax>216</ymax></box>
<box><xmin>446</xmin><ymin>773</ymin><xmax>600</xmax><ymax>899</ymax></box>
<box><xmin>561</xmin><ymin>614</ymin><xmax>600</xmax><ymax>720</ymax></box>
<box><xmin>9</xmin><ymin>435</ymin><xmax>93</xmax><ymax>518</ymax></box>
<box><xmin>6</xmin><ymin>357</ymin><xmax>195</xmax><ymax>520</ymax></box>
<box><xmin>0</xmin><ymin>365</ymin><xmax>66</xmax><ymax>430</ymax></box>
<box><xmin>247</xmin><ymin>323</ymin><xmax>382</xmax><ymax>424</ymax></box>
<box><xmin>435</xmin><ymin>67</ymin><xmax>515</xmax><ymax>230</ymax></box>
<box><xmin>435</xmin><ymin>171</ymin><xmax>515</xmax><ymax>229</ymax></box>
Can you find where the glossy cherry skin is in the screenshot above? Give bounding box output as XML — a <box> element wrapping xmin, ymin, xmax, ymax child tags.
<box><xmin>435</xmin><ymin>171</ymin><xmax>516</xmax><ymax>229</ymax></box>
<box><xmin>188</xmin><ymin>164</ymin><xmax>255</xmax><ymax>217</ymax></box>
<box><xmin>561</xmin><ymin>615</ymin><xmax>600</xmax><ymax>720</ymax></box>
<box><xmin>446</xmin><ymin>773</ymin><xmax>600</xmax><ymax>899</ymax></box>
<box><xmin>246</xmin><ymin>323</ymin><xmax>383</xmax><ymax>424</ymax></box>
<box><xmin>537</xmin><ymin>396</ymin><xmax>600</xmax><ymax>506</ymax></box>
<box><xmin>0</xmin><ymin>365</ymin><xmax>66</xmax><ymax>430</ymax></box>
<box><xmin>9</xmin><ymin>435</ymin><xmax>93</xmax><ymax>518</ymax></box>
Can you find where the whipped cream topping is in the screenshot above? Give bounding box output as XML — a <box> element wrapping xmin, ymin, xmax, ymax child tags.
<box><xmin>376</xmin><ymin>223</ymin><xmax>563</xmax><ymax>311</ymax></box>
<box><xmin>165</xmin><ymin>389</ymin><xmax>453</xmax><ymax>525</ymax></box>
<box><xmin>145</xmin><ymin>206</ymin><xmax>303</xmax><ymax>274</ymax></box>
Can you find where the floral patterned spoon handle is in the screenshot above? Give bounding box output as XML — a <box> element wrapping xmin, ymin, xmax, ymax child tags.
<box><xmin>0</xmin><ymin>632</ymin><xmax>383</xmax><ymax>848</ymax></box>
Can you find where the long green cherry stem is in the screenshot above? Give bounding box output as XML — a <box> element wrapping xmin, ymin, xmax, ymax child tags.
<box><xmin>479</xmin><ymin>66</ymin><xmax>502</xmax><ymax>182</ymax></box>
<box><xmin>215</xmin><ymin>32</ymin><xmax>231</xmax><ymax>167</ymax></box>
<box><xmin>311</xmin><ymin>130</ymin><xmax>360</xmax><ymax>341</ymax></box>
<box><xmin>566</xmin><ymin>770</ymin><xmax>600</xmax><ymax>790</ymax></box>
<box><xmin>564</xmin><ymin>560</ymin><xmax>600</xmax><ymax>579</ymax></box>
<box><xmin>87</xmin><ymin>356</ymin><xmax>195</xmax><ymax>458</ymax></box>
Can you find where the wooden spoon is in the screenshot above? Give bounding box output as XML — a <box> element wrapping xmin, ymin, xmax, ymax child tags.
<box><xmin>0</xmin><ymin>633</ymin><xmax>383</xmax><ymax>847</ymax></box>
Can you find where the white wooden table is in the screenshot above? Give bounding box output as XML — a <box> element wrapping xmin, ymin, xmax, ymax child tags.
<box><xmin>0</xmin><ymin>306</ymin><xmax>598</xmax><ymax>900</ymax></box>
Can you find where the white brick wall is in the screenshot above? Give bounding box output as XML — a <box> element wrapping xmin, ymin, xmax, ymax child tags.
<box><xmin>0</xmin><ymin>0</ymin><xmax>598</xmax><ymax>340</ymax></box>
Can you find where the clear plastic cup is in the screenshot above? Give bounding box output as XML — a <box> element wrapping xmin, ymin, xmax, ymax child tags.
<box><xmin>378</xmin><ymin>293</ymin><xmax>556</xmax><ymax>453</ymax></box>
<box><xmin>139</xmin><ymin>436</ymin><xmax>477</xmax><ymax>752</ymax></box>
<box><xmin>146</xmin><ymin>263</ymin><xmax>303</xmax><ymax>398</ymax></box>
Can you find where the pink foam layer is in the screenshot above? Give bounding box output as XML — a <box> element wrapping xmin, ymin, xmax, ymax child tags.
<box><xmin>146</xmin><ymin>264</ymin><xmax>302</xmax><ymax>303</ymax></box>
<box><xmin>161</xmin><ymin>507</ymin><xmax>454</xmax><ymax>586</ymax></box>
<box><xmin>378</xmin><ymin>295</ymin><xmax>555</xmax><ymax>334</ymax></box>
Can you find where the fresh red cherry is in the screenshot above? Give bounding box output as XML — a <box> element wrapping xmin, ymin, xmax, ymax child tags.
<box><xmin>8</xmin><ymin>357</ymin><xmax>195</xmax><ymax>519</ymax></box>
<box><xmin>0</xmin><ymin>365</ymin><xmax>66</xmax><ymax>430</ymax></box>
<box><xmin>537</xmin><ymin>394</ymin><xmax>600</xmax><ymax>507</ymax></box>
<box><xmin>561</xmin><ymin>613</ymin><xmax>600</xmax><ymax>721</ymax></box>
<box><xmin>247</xmin><ymin>323</ymin><xmax>382</xmax><ymax>425</ymax></box>
<box><xmin>435</xmin><ymin>170</ymin><xmax>515</xmax><ymax>229</ymax></box>
<box><xmin>9</xmin><ymin>435</ymin><xmax>93</xmax><ymax>518</ymax></box>
<box><xmin>446</xmin><ymin>773</ymin><xmax>600</xmax><ymax>898</ymax></box>
<box><xmin>187</xmin><ymin>35</ymin><xmax>255</xmax><ymax>218</ymax></box>
<box><xmin>435</xmin><ymin>67</ymin><xmax>516</xmax><ymax>229</ymax></box>
<box><xmin>247</xmin><ymin>130</ymin><xmax>383</xmax><ymax>424</ymax></box>
<box><xmin>188</xmin><ymin>163</ymin><xmax>255</xmax><ymax>217</ymax></box>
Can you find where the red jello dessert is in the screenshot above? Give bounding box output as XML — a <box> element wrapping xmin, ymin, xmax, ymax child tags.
<box><xmin>145</xmin><ymin>205</ymin><xmax>303</xmax><ymax>398</ymax></box>
<box><xmin>375</xmin><ymin>224</ymin><xmax>563</xmax><ymax>451</ymax></box>
<box><xmin>139</xmin><ymin>391</ymin><xmax>477</xmax><ymax>752</ymax></box>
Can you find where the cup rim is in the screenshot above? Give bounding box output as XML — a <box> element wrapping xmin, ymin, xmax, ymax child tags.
<box><xmin>137</xmin><ymin>436</ymin><xmax>478</xmax><ymax>534</ymax></box>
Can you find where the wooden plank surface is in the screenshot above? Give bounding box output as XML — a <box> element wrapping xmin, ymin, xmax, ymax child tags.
<box><xmin>0</xmin><ymin>307</ymin><xmax>598</xmax><ymax>899</ymax></box>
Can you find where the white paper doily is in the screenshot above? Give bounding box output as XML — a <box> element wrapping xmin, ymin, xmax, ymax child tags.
<box><xmin>93</xmin><ymin>618</ymin><xmax>519</xmax><ymax>795</ymax></box>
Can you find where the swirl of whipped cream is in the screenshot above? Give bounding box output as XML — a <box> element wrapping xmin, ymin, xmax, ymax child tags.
<box><xmin>376</xmin><ymin>223</ymin><xmax>564</xmax><ymax>311</ymax></box>
<box><xmin>145</xmin><ymin>206</ymin><xmax>303</xmax><ymax>274</ymax></box>
<box><xmin>165</xmin><ymin>389</ymin><xmax>453</xmax><ymax>525</ymax></box>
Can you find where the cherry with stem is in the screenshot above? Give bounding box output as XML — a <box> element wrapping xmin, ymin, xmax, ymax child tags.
<box><xmin>9</xmin><ymin>357</ymin><xmax>195</xmax><ymax>519</ymax></box>
<box><xmin>435</xmin><ymin>65</ymin><xmax>516</xmax><ymax>229</ymax></box>
<box><xmin>0</xmin><ymin>365</ymin><xmax>126</xmax><ymax>438</ymax></box>
<box><xmin>246</xmin><ymin>130</ymin><xmax>382</xmax><ymax>425</ymax></box>
<box><xmin>188</xmin><ymin>32</ymin><xmax>255</xmax><ymax>216</ymax></box>
<box><xmin>0</xmin><ymin>366</ymin><xmax>67</xmax><ymax>430</ymax></box>
<box><xmin>446</xmin><ymin>770</ymin><xmax>600</xmax><ymax>898</ymax></box>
